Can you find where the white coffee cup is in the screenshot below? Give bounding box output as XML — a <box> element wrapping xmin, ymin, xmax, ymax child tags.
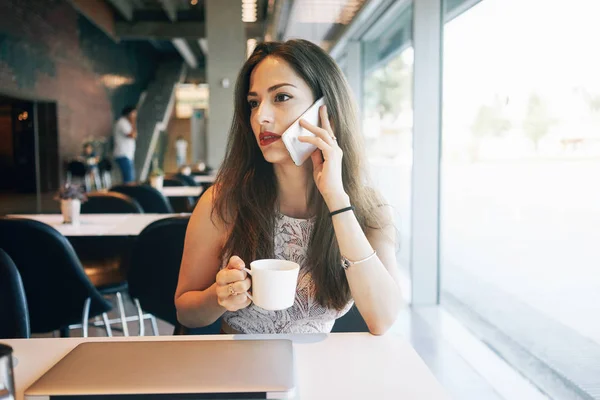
<box><xmin>242</xmin><ymin>259</ymin><xmax>300</xmax><ymax>311</ymax></box>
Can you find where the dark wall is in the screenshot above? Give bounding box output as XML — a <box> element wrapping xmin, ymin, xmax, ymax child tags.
<box><xmin>0</xmin><ymin>0</ymin><xmax>160</xmax><ymax>161</ymax></box>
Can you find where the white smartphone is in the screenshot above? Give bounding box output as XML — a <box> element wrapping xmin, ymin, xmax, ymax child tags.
<box><xmin>281</xmin><ymin>97</ymin><xmax>326</xmax><ymax>166</ymax></box>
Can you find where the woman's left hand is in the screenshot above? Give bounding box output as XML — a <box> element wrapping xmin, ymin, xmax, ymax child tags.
<box><xmin>298</xmin><ymin>105</ymin><xmax>348</xmax><ymax>205</ymax></box>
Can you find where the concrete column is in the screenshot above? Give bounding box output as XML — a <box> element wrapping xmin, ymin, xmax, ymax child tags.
<box><xmin>411</xmin><ymin>0</ymin><xmax>443</xmax><ymax>305</ymax></box>
<box><xmin>205</xmin><ymin>0</ymin><xmax>246</xmax><ymax>168</ymax></box>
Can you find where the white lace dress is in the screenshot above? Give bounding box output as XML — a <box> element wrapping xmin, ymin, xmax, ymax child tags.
<box><xmin>222</xmin><ymin>213</ymin><xmax>353</xmax><ymax>333</ymax></box>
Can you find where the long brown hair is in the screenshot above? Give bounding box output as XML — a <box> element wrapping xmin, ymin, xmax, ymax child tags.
<box><xmin>213</xmin><ymin>39</ymin><xmax>385</xmax><ymax>310</ymax></box>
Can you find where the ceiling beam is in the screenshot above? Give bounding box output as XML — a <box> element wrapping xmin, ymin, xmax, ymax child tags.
<box><xmin>116</xmin><ymin>21</ymin><xmax>204</xmax><ymax>39</ymax></box>
<box><xmin>158</xmin><ymin>0</ymin><xmax>178</xmax><ymax>22</ymax></box>
<box><xmin>116</xmin><ymin>22</ymin><xmax>263</xmax><ymax>40</ymax></box>
<box><xmin>172</xmin><ymin>39</ymin><xmax>198</xmax><ymax>68</ymax></box>
<box><xmin>106</xmin><ymin>0</ymin><xmax>133</xmax><ymax>21</ymax></box>
<box><xmin>68</xmin><ymin>0</ymin><xmax>116</xmax><ymax>39</ymax></box>
<box><xmin>158</xmin><ymin>1</ymin><xmax>198</xmax><ymax>69</ymax></box>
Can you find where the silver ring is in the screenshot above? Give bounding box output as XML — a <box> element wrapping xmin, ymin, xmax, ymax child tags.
<box><xmin>228</xmin><ymin>284</ymin><xmax>236</xmax><ymax>296</ymax></box>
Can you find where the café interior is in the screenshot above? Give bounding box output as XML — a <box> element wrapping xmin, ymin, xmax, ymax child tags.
<box><xmin>1</xmin><ymin>0</ymin><xmax>599</xmax><ymax>399</ymax></box>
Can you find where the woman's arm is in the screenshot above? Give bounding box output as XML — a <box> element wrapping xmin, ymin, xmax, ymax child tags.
<box><xmin>174</xmin><ymin>186</ymin><xmax>228</xmax><ymax>327</ymax></box>
<box><xmin>326</xmin><ymin>195</ymin><xmax>404</xmax><ymax>335</ymax></box>
<box><xmin>298</xmin><ymin>105</ymin><xmax>404</xmax><ymax>335</ymax></box>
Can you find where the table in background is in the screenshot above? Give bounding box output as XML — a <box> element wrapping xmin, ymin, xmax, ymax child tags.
<box><xmin>3</xmin><ymin>333</ymin><xmax>449</xmax><ymax>400</ymax></box>
<box><xmin>6</xmin><ymin>213</ymin><xmax>187</xmax><ymax>237</ymax></box>
<box><xmin>160</xmin><ymin>186</ymin><xmax>203</xmax><ymax>198</ymax></box>
<box><xmin>192</xmin><ymin>174</ymin><xmax>217</xmax><ymax>184</ymax></box>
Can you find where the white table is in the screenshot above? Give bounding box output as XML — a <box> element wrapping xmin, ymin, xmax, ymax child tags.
<box><xmin>193</xmin><ymin>174</ymin><xmax>217</xmax><ymax>184</ymax></box>
<box><xmin>6</xmin><ymin>213</ymin><xmax>187</xmax><ymax>236</ymax></box>
<box><xmin>3</xmin><ymin>333</ymin><xmax>449</xmax><ymax>400</ymax></box>
<box><xmin>160</xmin><ymin>186</ymin><xmax>203</xmax><ymax>197</ymax></box>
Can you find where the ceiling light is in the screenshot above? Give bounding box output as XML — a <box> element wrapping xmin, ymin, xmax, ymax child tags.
<box><xmin>291</xmin><ymin>0</ymin><xmax>365</xmax><ymax>24</ymax></box>
<box><xmin>246</xmin><ymin>38</ymin><xmax>257</xmax><ymax>58</ymax></box>
<box><xmin>101</xmin><ymin>74</ymin><xmax>134</xmax><ymax>89</ymax></box>
<box><xmin>241</xmin><ymin>0</ymin><xmax>258</xmax><ymax>22</ymax></box>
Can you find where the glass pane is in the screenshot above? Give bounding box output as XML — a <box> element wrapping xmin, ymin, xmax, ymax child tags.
<box><xmin>362</xmin><ymin>14</ymin><xmax>414</xmax><ymax>290</ymax></box>
<box><xmin>441</xmin><ymin>0</ymin><xmax>600</xmax><ymax>397</ymax></box>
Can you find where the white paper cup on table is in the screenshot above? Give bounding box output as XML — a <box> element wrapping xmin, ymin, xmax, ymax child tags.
<box><xmin>242</xmin><ymin>259</ymin><xmax>300</xmax><ymax>311</ymax></box>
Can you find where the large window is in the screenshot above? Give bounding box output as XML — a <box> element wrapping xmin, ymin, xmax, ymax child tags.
<box><xmin>362</xmin><ymin>5</ymin><xmax>413</xmax><ymax>288</ymax></box>
<box><xmin>441</xmin><ymin>0</ymin><xmax>600</xmax><ymax>396</ymax></box>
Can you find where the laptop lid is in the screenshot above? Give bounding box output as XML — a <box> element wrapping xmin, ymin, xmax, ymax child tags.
<box><xmin>25</xmin><ymin>340</ymin><xmax>295</xmax><ymax>400</ymax></box>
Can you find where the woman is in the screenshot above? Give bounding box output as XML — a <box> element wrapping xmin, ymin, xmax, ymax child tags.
<box><xmin>175</xmin><ymin>39</ymin><xmax>403</xmax><ymax>335</ymax></box>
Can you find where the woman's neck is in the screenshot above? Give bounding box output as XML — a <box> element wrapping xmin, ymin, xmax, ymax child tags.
<box><xmin>273</xmin><ymin>162</ymin><xmax>314</xmax><ymax>219</ymax></box>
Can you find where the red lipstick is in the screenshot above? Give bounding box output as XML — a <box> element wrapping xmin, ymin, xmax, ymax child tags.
<box><xmin>259</xmin><ymin>131</ymin><xmax>281</xmax><ymax>146</ymax></box>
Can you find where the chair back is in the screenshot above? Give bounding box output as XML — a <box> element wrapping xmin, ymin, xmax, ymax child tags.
<box><xmin>111</xmin><ymin>184</ymin><xmax>174</xmax><ymax>213</ymax></box>
<box><xmin>163</xmin><ymin>176</ymin><xmax>196</xmax><ymax>213</ymax></box>
<box><xmin>67</xmin><ymin>160</ymin><xmax>87</xmax><ymax>177</ymax></box>
<box><xmin>128</xmin><ymin>216</ymin><xmax>220</xmax><ymax>334</ymax></box>
<box><xmin>163</xmin><ymin>176</ymin><xmax>185</xmax><ymax>187</ymax></box>
<box><xmin>97</xmin><ymin>158</ymin><xmax>112</xmax><ymax>172</ymax></box>
<box><xmin>175</xmin><ymin>174</ymin><xmax>198</xmax><ymax>187</ymax></box>
<box><xmin>331</xmin><ymin>304</ymin><xmax>369</xmax><ymax>332</ymax></box>
<box><xmin>75</xmin><ymin>191</ymin><xmax>139</xmax><ymax>282</ymax></box>
<box><xmin>0</xmin><ymin>218</ymin><xmax>111</xmax><ymax>333</ymax></box>
<box><xmin>0</xmin><ymin>248</ymin><xmax>30</xmax><ymax>339</ymax></box>
<box><xmin>81</xmin><ymin>192</ymin><xmax>143</xmax><ymax>214</ymax></box>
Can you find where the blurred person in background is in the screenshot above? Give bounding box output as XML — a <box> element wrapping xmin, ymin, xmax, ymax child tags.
<box><xmin>175</xmin><ymin>135</ymin><xmax>188</xmax><ymax>168</ymax></box>
<box><xmin>113</xmin><ymin>106</ymin><xmax>137</xmax><ymax>183</ymax></box>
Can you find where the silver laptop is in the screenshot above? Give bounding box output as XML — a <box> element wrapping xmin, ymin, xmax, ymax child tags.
<box><xmin>25</xmin><ymin>340</ymin><xmax>296</xmax><ymax>400</ymax></box>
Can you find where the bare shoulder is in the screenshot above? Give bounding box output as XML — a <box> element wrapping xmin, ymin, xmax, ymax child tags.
<box><xmin>189</xmin><ymin>185</ymin><xmax>228</xmax><ymax>240</ymax></box>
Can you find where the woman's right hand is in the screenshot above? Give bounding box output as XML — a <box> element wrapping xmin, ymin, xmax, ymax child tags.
<box><xmin>216</xmin><ymin>255</ymin><xmax>252</xmax><ymax>311</ymax></box>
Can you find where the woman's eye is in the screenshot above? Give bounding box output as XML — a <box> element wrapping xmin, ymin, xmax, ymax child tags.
<box><xmin>274</xmin><ymin>93</ymin><xmax>291</xmax><ymax>102</ymax></box>
<box><xmin>248</xmin><ymin>100</ymin><xmax>258</xmax><ymax>109</ymax></box>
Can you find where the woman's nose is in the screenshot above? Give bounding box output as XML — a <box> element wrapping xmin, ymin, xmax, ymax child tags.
<box><xmin>256</xmin><ymin>102</ymin><xmax>274</xmax><ymax>125</ymax></box>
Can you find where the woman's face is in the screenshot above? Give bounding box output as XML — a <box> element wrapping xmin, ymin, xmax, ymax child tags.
<box><xmin>247</xmin><ymin>56</ymin><xmax>315</xmax><ymax>164</ymax></box>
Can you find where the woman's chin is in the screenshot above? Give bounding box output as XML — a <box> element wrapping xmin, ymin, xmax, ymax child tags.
<box><xmin>262</xmin><ymin>149</ymin><xmax>294</xmax><ymax>165</ymax></box>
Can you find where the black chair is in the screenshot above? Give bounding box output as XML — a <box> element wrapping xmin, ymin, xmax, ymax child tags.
<box><xmin>111</xmin><ymin>184</ymin><xmax>174</xmax><ymax>214</ymax></box>
<box><xmin>175</xmin><ymin>173</ymin><xmax>199</xmax><ymax>187</ymax></box>
<box><xmin>331</xmin><ymin>305</ymin><xmax>369</xmax><ymax>332</ymax></box>
<box><xmin>66</xmin><ymin>159</ymin><xmax>89</xmax><ymax>190</ymax></box>
<box><xmin>97</xmin><ymin>158</ymin><xmax>113</xmax><ymax>189</ymax></box>
<box><xmin>66</xmin><ymin>159</ymin><xmax>100</xmax><ymax>192</ymax></box>
<box><xmin>0</xmin><ymin>218</ymin><xmax>112</xmax><ymax>336</ymax></box>
<box><xmin>75</xmin><ymin>191</ymin><xmax>144</xmax><ymax>336</ymax></box>
<box><xmin>0</xmin><ymin>248</ymin><xmax>30</xmax><ymax>339</ymax></box>
<box><xmin>163</xmin><ymin>175</ymin><xmax>196</xmax><ymax>213</ymax></box>
<box><xmin>81</xmin><ymin>192</ymin><xmax>144</xmax><ymax>214</ymax></box>
<box><xmin>128</xmin><ymin>216</ymin><xmax>221</xmax><ymax>335</ymax></box>
<box><xmin>163</xmin><ymin>175</ymin><xmax>186</xmax><ymax>187</ymax></box>
<box><xmin>190</xmin><ymin>169</ymin><xmax>214</xmax><ymax>192</ymax></box>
